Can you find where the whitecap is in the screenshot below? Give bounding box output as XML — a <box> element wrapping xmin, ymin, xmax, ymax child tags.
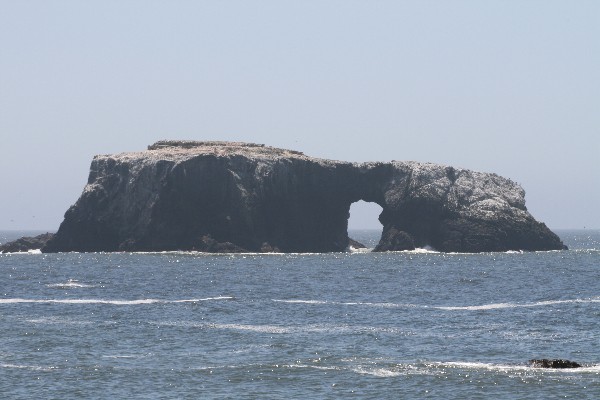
<box><xmin>430</xmin><ymin>361</ymin><xmax>600</xmax><ymax>373</ymax></box>
<box><xmin>273</xmin><ymin>296</ymin><xmax>600</xmax><ymax>313</ymax></box>
<box><xmin>348</xmin><ymin>360</ymin><xmax>600</xmax><ymax>377</ymax></box>
<box><xmin>25</xmin><ymin>316</ymin><xmax>93</xmax><ymax>325</ymax></box>
<box><xmin>0</xmin><ymin>296</ymin><xmax>234</xmax><ymax>305</ymax></box>
<box><xmin>209</xmin><ymin>323</ymin><xmax>292</xmax><ymax>334</ymax></box>
<box><xmin>284</xmin><ymin>364</ymin><xmax>340</xmax><ymax>371</ymax></box>
<box><xmin>1</xmin><ymin>363</ymin><xmax>56</xmax><ymax>371</ymax></box>
<box><xmin>412</xmin><ymin>245</ymin><xmax>439</xmax><ymax>253</ymax></box>
<box><xmin>350</xmin><ymin>363</ymin><xmax>442</xmax><ymax>377</ymax></box>
<box><xmin>46</xmin><ymin>279</ymin><xmax>95</xmax><ymax>289</ymax></box>
<box><xmin>432</xmin><ymin>361</ymin><xmax>530</xmax><ymax>372</ymax></box>
<box><xmin>0</xmin><ymin>249</ymin><xmax>43</xmax><ymax>255</ymax></box>
<box><xmin>272</xmin><ymin>298</ymin><xmax>419</xmax><ymax>309</ymax></box>
<box><xmin>272</xmin><ymin>299</ymin><xmax>329</xmax><ymax>305</ymax></box>
<box><xmin>435</xmin><ymin>297</ymin><xmax>600</xmax><ymax>311</ymax></box>
<box><xmin>346</xmin><ymin>246</ymin><xmax>374</xmax><ymax>254</ymax></box>
<box><xmin>351</xmin><ymin>366</ymin><xmax>407</xmax><ymax>377</ymax></box>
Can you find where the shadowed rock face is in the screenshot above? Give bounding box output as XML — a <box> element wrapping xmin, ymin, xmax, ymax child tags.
<box><xmin>42</xmin><ymin>141</ymin><xmax>566</xmax><ymax>253</ymax></box>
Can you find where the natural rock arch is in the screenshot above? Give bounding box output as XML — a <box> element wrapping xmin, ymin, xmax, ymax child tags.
<box><xmin>41</xmin><ymin>141</ymin><xmax>566</xmax><ymax>253</ymax></box>
<box><xmin>347</xmin><ymin>200</ymin><xmax>383</xmax><ymax>230</ymax></box>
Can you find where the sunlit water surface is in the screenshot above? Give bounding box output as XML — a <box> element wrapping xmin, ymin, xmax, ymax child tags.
<box><xmin>1</xmin><ymin>230</ymin><xmax>599</xmax><ymax>398</ymax></box>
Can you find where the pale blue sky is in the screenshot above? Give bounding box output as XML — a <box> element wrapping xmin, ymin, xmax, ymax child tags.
<box><xmin>1</xmin><ymin>1</ymin><xmax>598</xmax><ymax>230</ymax></box>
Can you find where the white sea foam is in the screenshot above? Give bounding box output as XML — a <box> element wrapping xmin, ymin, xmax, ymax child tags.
<box><xmin>210</xmin><ymin>323</ymin><xmax>293</xmax><ymax>334</ymax></box>
<box><xmin>433</xmin><ymin>361</ymin><xmax>530</xmax><ymax>372</ymax></box>
<box><xmin>0</xmin><ymin>249</ymin><xmax>43</xmax><ymax>255</ymax></box>
<box><xmin>102</xmin><ymin>354</ymin><xmax>143</xmax><ymax>359</ymax></box>
<box><xmin>0</xmin><ymin>296</ymin><xmax>233</xmax><ymax>305</ymax></box>
<box><xmin>351</xmin><ymin>366</ymin><xmax>406</xmax><ymax>377</ymax></box>
<box><xmin>46</xmin><ymin>279</ymin><xmax>95</xmax><ymax>288</ymax></box>
<box><xmin>349</xmin><ymin>360</ymin><xmax>600</xmax><ymax>378</ymax></box>
<box><xmin>436</xmin><ymin>297</ymin><xmax>600</xmax><ymax>311</ymax></box>
<box><xmin>347</xmin><ymin>246</ymin><xmax>374</xmax><ymax>253</ymax></box>
<box><xmin>274</xmin><ymin>297</ymin><xmax>600</xmax><ymax>312</ymax></box>
<box><xmin>351</xmin><ymin>364</ymin><xmax>442</xmax><ymax>377</ymax></box>
<box><xmin>431</xmin><ymin>361</ymin><xmax>600</xmax><ymax>373</ymax></box>
<box><xmin>368</xmin><ymin>246</ymin><xmax>440</xmax><ymax>254</ymax></box>
<box><xmin>273</xmin><ymin>298</ymin><xmax>421</xmax><ymax>308</ymax></box>
<box><xmin>273</xmin><ymin>299</ymin><xmax>330</xmax><ymax>305</ymax></box>
<box><xmin>212</xmin><ymin>322</ymin><xmax>366</xmax><ymax>334</ymax></box>
<box><xmin>284</xmin><ymin>364</ymin><xmax>340</xmax><ymax>371</ymax></box>
<box><xmin>25</xmin><ymin>316</ymin><xmax>93</xmax><ymax>325</ymax></box>
<box><xmin>411</xmin><ymin>245</ymin><xmax>439</xmax><ymax>253</ymax></box>
<box><xmin>1</xmin><ymin>363</ymin><xmax>56</xmax><ymax>371</ymax></box>
<box><xmin>154</xmin><ymin>320</ymin><xmax>412</xmax><ymax>335</ymax></box>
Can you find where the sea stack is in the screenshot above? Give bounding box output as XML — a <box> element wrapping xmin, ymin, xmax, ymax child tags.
<box><xmin>40</xmin><ymin>140</ymin><xmax>566</xmax><ymax>253</ymax></box>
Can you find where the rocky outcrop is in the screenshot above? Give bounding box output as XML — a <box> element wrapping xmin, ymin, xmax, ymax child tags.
<box><xmin>374</xmin><ymin>227</ymin><xmax>415</xmax><ymax>252</ymax></box>
<box><xmin>348</xmin><ymin>238</ymin><xmax>367</xmax><ymax>250</ymax></box>
<box><xmin>529</xmin><ymin>359</ymin><xmax>582</xmax><ymax>368</ymax></box>
<box><xmin>41</xmin><ymin>140</ymin><xmax>566</xmax><ymax>253</ymax></box>
<box><xmin>0</xmin><ymin>233</ymin><xmax>54</xmax><ymax>253</ymax></box>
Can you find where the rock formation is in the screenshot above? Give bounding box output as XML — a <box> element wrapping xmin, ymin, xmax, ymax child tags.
<box><xmin>0</xmin><ymin>233</ymin><xmax>54</xmax><ymax>253</ymax></box>
<box><xmin>40</xmin><ymin>140</ymin><xmax>566</xmax><ymax>253</ymax></box>
<box><xmin>529</xmin><ymin>359</ymin><xmax>582</xmax><ymax>368</ymax></box>
<box><xmin>347</xmin><ymin>238</ymin><xmax>367</xmax><ymax>250</ymax></box>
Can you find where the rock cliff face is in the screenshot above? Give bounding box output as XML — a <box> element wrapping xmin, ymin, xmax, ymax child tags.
<box><xmin>42</xmin><ymin>141</ymin><xmax>566</xmax><ymax>253</ymax></box>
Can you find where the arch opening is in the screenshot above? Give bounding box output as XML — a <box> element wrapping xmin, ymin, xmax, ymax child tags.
<box><xmin>347</xmin><ymin>200</ymin><xmax>383</xmax><ymax>250</ymax></box>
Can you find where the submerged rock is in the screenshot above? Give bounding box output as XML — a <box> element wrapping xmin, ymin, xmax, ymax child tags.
<box><xmin>529</xmin><ymin>359</ymin><xmax>582</xmax><ymax>368</ymax></box>
<box><xmin>39</xmin><ymin>140</ymin><xmax>566</xmax><ymax>253</ymax></box>
<box><xmin>0</xmin><ymin>233</ymin><xmax>54</xmax><ymax>253</ymax></box>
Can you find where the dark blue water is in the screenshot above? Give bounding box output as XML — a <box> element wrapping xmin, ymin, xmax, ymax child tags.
<box><xmin>1</xmin><ymin>230</ymin><xmax>599</xmax><ymax>398</ymax></box>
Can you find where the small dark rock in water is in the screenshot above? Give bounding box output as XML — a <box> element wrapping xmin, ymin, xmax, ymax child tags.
<box><xmin>0</xmin><ymin>233</ymin><xmax>54</xmax><ymax>253</ymax></box>
<box><xmin>260</xmin><ymin>242</ymin><xmax>280</xmax><ymax>253</ymax></box>
<box><xmin>194</xmin><ymin>235</ymin><xmax>247</xmax><ymax>253</ymax></box>
<box><xmin>529</xmin><ymin>359</ymin><xmax>582</xmax><ymax>368</ymax></box>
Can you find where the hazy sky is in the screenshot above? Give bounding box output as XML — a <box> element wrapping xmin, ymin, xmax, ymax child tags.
<box><xmin>1</xmin><ymin>1</ymin><xmax>598</xmax><ymax>230</ymax></box>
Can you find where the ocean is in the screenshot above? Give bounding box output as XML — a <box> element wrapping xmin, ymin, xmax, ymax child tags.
<box><xmin>0</xmin><ymin>229</ymin><xmax>599</xmax><ymax>399</ymax></box>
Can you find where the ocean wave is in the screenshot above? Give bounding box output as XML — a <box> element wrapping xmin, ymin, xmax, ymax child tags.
<box><xmin>25</xmin><ymin>316</ymin><xmax>93</xmax><ymax>325</ymax></box>
<box><xmin>435</xmin><ymin>297</ymin><xmax>600</xmax><ymax>311</ymax></box>
<box><xmin>431</xmin><ymin>361</ymin><xmax>530</xmax><ymax>372</ymax></box>
<box><xmin>429</xmin><ymin>361</ymin><xmax>600</xmax><ymax>373</ymax></box>
<box><xmin>347</xmin><ymin>247</ymin><xmax>374</xmax><ymax>253</ymax></box>
<box><xmin>209</xmin><ymin>323</ymin><xmax>293</xmax><ymax>334</ymax></box>
<box><xmin>351</xmin><ymin>360</ymin><xmax>600</xmax><ymax>377</ymax></box>
<box><xmin>351</xmin><ymin>366</ymin><xmax>404</xmax><ymax>377</ymax></box>
<box><xmin>0</xmin><ymin>296</ymin><xmax>234</xmax><ymax>305</ymax></box>
<box><xmin>153</xmin><ymin>321</ymin><xmax>413</xmax><ymax>335</ymax></box>
<box><xmin>273</xmin><ymin>299</ymin><xmax>330</xmax><ymax>305</ymax></box>
<box><xmin>274</xmin><ymin>297</ymin><xmax>600</xmax><ymax>311</ymax></box>
<box><xmin>46</xmin><ymin>279</ymin><xmax>96</xmax><ymax>289</ymax></box>
<box><xmin>0</xmin><ymin>249</ymin><xmax>43</xmax><ymax>255</ymax></box>
<box><xmin>410</xmin><ymin>246</ymin><xmax>439</xmax><ymax>254</ymax></box>
<box><xmin>1</xmin><ymin>363</ymin><xmax>56</xmax><ymax>371</ymax></box>
<box><xmin>272</xmin><ymin>299</ymin><xmax>418</xmax><ymax>308</ymax></box>
<box><xmin>102</xmin><ymin>354</ymin><xmax>147</xmax><ymax>359</ymax></box>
